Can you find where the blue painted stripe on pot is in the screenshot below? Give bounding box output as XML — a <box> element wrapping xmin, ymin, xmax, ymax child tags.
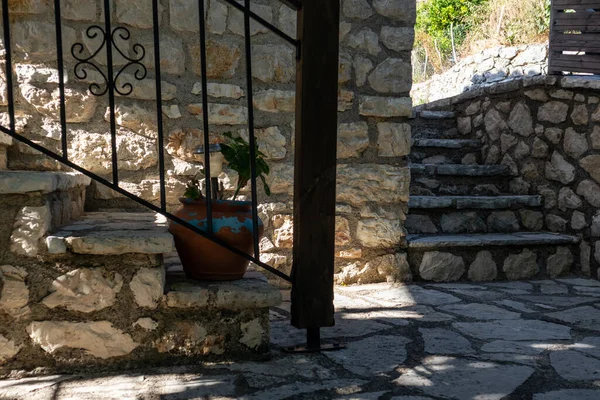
<box><xmin>187</xmin><ymin>216</ymin><xmax>263</xmax><ymax>234</ymax></box>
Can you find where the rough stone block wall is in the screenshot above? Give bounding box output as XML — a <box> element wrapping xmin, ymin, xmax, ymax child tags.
<box><xmin>0</xmin><ymin>0</ymin><xmax>415</xmax><ymax>285</ymax></box>
<box><xmin>412</xmin><ymin>43</ymin><xmax>548</xmax><ymax>105</ymax></box>
<box><xmin>423</xmin><ymin>75</ymin><xmax>600</xmax><ymax>280</ymax></box>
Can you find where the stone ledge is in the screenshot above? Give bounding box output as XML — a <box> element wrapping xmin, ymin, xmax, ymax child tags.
<box><xmin>0</xmin><ymin>171</ymin><xmax>91</xmax><ymax>194</ymax></box>
<box><xmin>412</xmin><ymin>139</ymin><xmax>481</xmax><ymax>149</ymax></box>
<box><xmin>46</xmin><ymin>212</ymin><xmax>175</xmax><ymax>255</ymax></box>
<box><xmin>407</xmin><ymin>232</ymin><xmax>580</xmax><ymax>249</ymax></box>
<box><xmin>165</xmin><ymin>270</ymin><xmax>282</xmax><ymax>310</ymax></box>
<box><xmin>409</xmin><ymin>195</ymin><xmax>543</xmax><ymax>210</ymax></box>
<box><xmin>411</xmin><ymin>164</ymin><xmax>510</xmax><ymax>177</ymax></box>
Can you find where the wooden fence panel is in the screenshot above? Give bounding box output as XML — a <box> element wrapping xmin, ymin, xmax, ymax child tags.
<box><xmin>549</xmin><ymin>0</ymin><xmax>600</xmax><ymax>74</ymax></box>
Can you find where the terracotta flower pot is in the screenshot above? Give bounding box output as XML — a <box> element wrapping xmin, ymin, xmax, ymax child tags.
<box><xmin>168</xmin><ymin>197</ymin><xmax>264</xmax><ymax>281</ymax></box>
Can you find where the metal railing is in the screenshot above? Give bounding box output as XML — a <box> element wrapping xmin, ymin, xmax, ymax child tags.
<box><xmin>0</xmin><ymin>0</ymin><xmax>300</xmax><ymax>283</ymax></box>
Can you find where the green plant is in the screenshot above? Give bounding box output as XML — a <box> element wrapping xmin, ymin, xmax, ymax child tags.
<box><xmin>183</xmin><ymin>132</ymin><xmax>271</xmax><ymax>201</ymax></box>
<box><xmin>220</xmin><ymin>132</ymin><xmax>271</xmax><ymax>199</ymax></box>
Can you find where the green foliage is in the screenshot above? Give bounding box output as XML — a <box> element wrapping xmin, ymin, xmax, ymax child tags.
<box><xmin>184</xmin><ymin>176</ymin><xmax>202</xmax><ymax>200</ymax></box>
<box><xmin>220</xmin><ymin>132</ymin><xmax>271</xmax><ymax>199</ymax></box>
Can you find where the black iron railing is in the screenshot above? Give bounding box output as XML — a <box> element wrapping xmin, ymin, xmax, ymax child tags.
<box><xmin>0</xmin><ymin>0</ymin><xmax>299</xmax><ymax>283</ymax></box>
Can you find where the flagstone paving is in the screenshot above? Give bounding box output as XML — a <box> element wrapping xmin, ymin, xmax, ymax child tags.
<box><xmin>3</xmin><ymin>279</ymin><xmax>600</xmax><ymax>399</ymax></box>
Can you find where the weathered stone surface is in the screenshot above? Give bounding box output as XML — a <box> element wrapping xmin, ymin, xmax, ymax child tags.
<box><xmin>42</xmin><ymin>269</ymin><xmax>123</xmax><ymax>313</ymax></box>
<box><xmin>253</xmin><ymin>90</ymin><xmax>295</xmax><ymax>113</ymax></box>
<box><xmin>0</xmin><ymin>266</ymin><xmax>29</xmax><ymax>318</ymax></box>
<box><xmin>169</xmin><ymin>0</ymin><xmax>201</xmax><ymax>31</ymax></box>
<box><xmin>338</xmin><ymin>122</ymin><xmax>369</xmax><ymax>159</ymax></box>
<box><xmin>252</xmin><ymin>45</ymin><xmax>295</xmax><ymax>83</ymax></box>
<box><xmin>266</xmin><ymin>163</ymin><xmax>294</xmax><ymax>195</ymax></box>
<box><xmin>441</xmin><ymin>212</ymin><xmax>486</xmax><ymax>233</ymax></box>
<box><xmin>139</xmin><ymin>34</ymin><xmax>185</xmax><ymax>75</ymax></box>
<box><xmin>377</xmin><ymin>123</ymin><xmax>411</xmax><ymax>157</ymax></box>
<box><xmin>469</xmin><ymin>251</ymin><xmax>498</xmax><ymax>282</ymax></box>
<box><xmin>558</xmin><ymin>187</ymin><xmax>582</xmax><ymax>211</ymax></box>
<box><xmin>368</xmin><ymin>58</ymin><xmax>412</xmax><ymax>94</ymax></box>
<box><xmin>165</xmin><ymin>283</ymin><xmax>210</xmax><ymax>308</ymax></box>
<box><xmin>337</xmin><ymin>164</ymin><xmax>409</xmax><ymax>206</ymax></box>
<box><xmin>187</xmin><ymin>103</ymin><xmax>248</xmax><ymax>125</ymax></box>
<box><xmin>65</xmin><ymin>229</ymin><xmax>175</xmax><ymax>255</ymax></box>
<box><xmin>28</xmin><ymin>321</ymin><xmax>138</xmax><ymax>359</ymax></box>
<box><xmin>359</xmin><ymin>96</ymin><xmax>411</xmax><ymax>117</ymax></box>
<box><xmin>353</xmin><ymin>55</ymin><xmax>374</xmax><ymax>87</ymax></box>
<box><xmin>325</xmin><ymin>335</ymin><xmax>410</xmax><ymax>376</ymax></box>
<box><xmin>534</xmin><ymin>390</ymin><xmax>600</xmax><ymax>400</ymax></box>
<box><xmin>0</xmin><ymin>334</ymin><xmax>21</xmax><ymax>363</ymax></box>
<box><xmin>519</xmin><ymin>210</ymin><xmax>544</xmax><ymax>231</ymax></box>
<box><xmin>115</xmin><ymin>0</ymin><xmax>162</xmax><ymax>28</ymax></box>
<box><xmin>395</xmin><ymin>356</ymin><xmax>533</xmax><ymax>400</ymax></box>
<box><xmin>419</xmin><ymin>252</ymin><xmax>465</xmax><ymax>282</ymax></box>
<box><xmin>130</xmin><ymin>268</ymin><xmax>165</xmax><ymax>309</ymax></box>
<box><xmin>373</xmin><ymin>0</ymin><xmax>416</xmax><ymax>22</ymax></box>
<box><xmin>20</xmin><ymin>84</ymin><xmax>97</xmax><ymax>123</ymax></box>
<box><xmin>357</xmin><ymin>219</ymin><xmax>404</xmax><ymax>248</ymax></box>
<box><xmin>335</xmin><ymin>253</ymin><xmax>411</xmax><ymax>284</ymax></box>
<box><xmin>532</xmin><ymin>138</ymin><xmax>549</xmax><ymax>158</ymax></box>
<box><xmin>577</xmin><ymin>180</ymin><xmax>600</xmax><ymax>207</ymax></box>
<box><xmin>546</xmin><ymin>306</ymin><xmax>600</xmax><ymax>332</ymax></box>
<box><xmin>538</xmin><ymin>101</ymin><xmax>569</xmax><ymax>123</ymax></box>
<box><xmin>194</xmin><ymin>83</ymin><xmax>244</xmax><ymax>99</ymax></box>
<box><xmin>420</xmin><ymin>328</ymin><xmax>474</xmax><ymax>354</ymax></box>
<box><xmin>12</xmin><ymin>21</ymin><xmax>76</xmax><ymax>61</ymax></box>
<box><xmin>240</xmin><ymin>127</ymin><xmax>286</xmax><ymax>160</ymax></box>
<box><xmin>134</xmin><ymin>318</ymin><xmax>159</xmax><ymax>331</ymax></box>
<box><xmin>189</xmin><ymin>39</ymin><xmax>241</xmax><ymax>78</ymax></box>
<box><xmin>207</xmin><ymin>0</ymin><xmax>228</xmax><ymax>34</ymax></box>
<box><xmin>455</xmin><ymin>319</ymin><xmax>571</xmax><ymax>340</ymax></box>
<box><xmin>484</xmin><ymin>109</ymin><xmax>509</xmax><ymax>140</ymax></box>
<box><xmin>571</xmin><ymin>104</ymin><xmax>589</xmax><ymax>125</ymax></box>
<box><xmin>239</xmin><ymin>318</ymin><xmax>265</xmax><ymax>350</ymax></box>
<box><xmin>347</xmin><ymin>28</ymin><xmax>381</xmax><ymax>56</ymax></box>
<box><xmin>546</xmin><ymin>247</ymin><xmax>573</xmax><ymax>278</ymax></box>
<box><xmin>10</xmin><ymin>205</ymin><xmax>51</xmax><ymax>257</ymax></box>
<box><xmin>405</xmin><ymin>215</ymin><xmax>438</xmax><ymax>234</ymax></box>
<box><xmin>545</xmin><ymin>151</ymin><xmax>576</xmax><ymax>184</ymax></box>
<box><xmin>162</xmin><ymin>105</ymin><xmax>182</xmax><ymax>119</ymax></box>
<box><xmin>108</xmin><ymin>103</ymin><xmax>157</xmax><ymax>138</ymax></box>
<box><xmin>503</xmin><ymin>249</ymin><xmax>539</xmax><ymax>280</ymax></box>
<box><xmin>69</xmin><ymin>130</ymin><xmax>157</xmax><ymax>174</ymax></box>
<box><xmin>550</xmin><ymin>351</ymin><xmax>600</xmax><ymax>381</ymax></box>
<box><xmin>228</xmin><ymin>2</ymin><xmax>272</xmax><ymax>36</ymax></box>
<box><xmin>572</xmin><ymin>211</ymin><xmax>587</xmax><ymax>231</ymax></box>
<box><xmin>441</xmin><ymin>303</ymin><xmax>520</xmax><ymax>320</ymax></box>
<box><xmin>546</xmin><ymin>214</ymin><xmax>567</xmax><ymax>232</ymax></box>
<box><xmin>488</xmin><ymin>211</ymin><xmax>520</xmax><ymax>232</ymax></box>
<box><xmin>564</xmin><ymin>128</ymin><xmax>589</xmax><ymax>159</ymax></box>
<box><xmin>508</xmin><ymin>102</ymin><xmax>533</xmax><ymax>137</ymax></box>
<box><xmin>343</xmin><ymin>0</ymin><xmax>373</xmax><ymax>19</ymax></box>
<box><xmin>580</xmin><ymin>155</ymin><xmax>600</xmax><ymax>184</ymax></box>
<box><xmin>380</xmin><ymin>26</ymin><xmax>414</xmax><ymax>52</ymax></box>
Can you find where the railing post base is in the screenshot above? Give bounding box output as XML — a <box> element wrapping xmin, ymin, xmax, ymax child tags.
<box><xmin>283</xmin><ymin>328</ymin><xmax>345</xmax><ymax>353</ymax></box>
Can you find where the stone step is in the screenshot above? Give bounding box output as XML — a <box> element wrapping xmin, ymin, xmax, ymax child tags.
<box><xmin>407</xmin><ymin>233</ymin><xmax>582</xmax><ymax>283</ymax></box>
<box><xmin>409</xmin><ymin>195</ymin><xmax>543</xmax><ymax>209</ymax></box>
<box><xmin>411</xmin><ymin>127</ymin><xmax>461</xmax><ymax>140</ymax></box>
<box><xmin>407</xmin><ymin>232</ymin><xmax>580</xmax><ymax>250</ymax></box>
<box><xmin>0</xmin><ymin>171</ymin><xmax>91</xmax><ymax>194</ymax></box>
<box><xmin>419</xmin><ymin>110</ymin><xmax>456</xmax><ymax>119</ymax></box>
<box><xmin>45</xmin><ymin>212</ymin><xmax>175</xmax><ymax>255</ymax></box>
<box><xmin>410</xmin><ymin>164</ymin><xmax>510</xmax><ymax>177</ymax></box>
<box><xmin>410</xmin><ymin>177</ymin><xmax>509</xmax><ymax>197</ymax></box>
<box><xmin>412</xmin><ymin>139</ymin><xmax>481</xmax><ymax>149</ymax></box>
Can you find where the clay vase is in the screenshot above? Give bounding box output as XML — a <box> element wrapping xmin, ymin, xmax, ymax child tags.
<box><xmin>169</xmin><ymin>197</ymin><xmax>264</xmax><ymax>281</ymax></box>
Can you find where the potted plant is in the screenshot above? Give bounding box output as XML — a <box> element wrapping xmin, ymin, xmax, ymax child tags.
<box><xmin>168</xmin><ymin>132</ymin><xmax>271</xmax><ymax>281</ymax></box>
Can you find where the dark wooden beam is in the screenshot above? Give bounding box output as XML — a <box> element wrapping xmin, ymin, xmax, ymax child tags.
<box><xmin>291</xmin><ymin>0</ymin><xmax>340</xmax><ymax>330</ymax></box>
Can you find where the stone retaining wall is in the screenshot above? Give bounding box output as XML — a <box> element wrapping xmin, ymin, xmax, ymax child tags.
<box><xmin>412</xmin><ymin>44</ymin><xmax>548</xmax><ymax>105</ymax></box>
<box><xmin>422</xmin><ymin>75</ymin><xmax>600</xmax><ymax>279</ymax></box>
<box><xmin>0</xmin><ymin>0</ymin><xmax>415</xmax><ymax>285</ymax></box>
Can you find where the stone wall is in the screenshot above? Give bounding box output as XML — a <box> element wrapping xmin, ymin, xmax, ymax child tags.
<box><xmin>412</xmin><ymin>43</ymin><xmax>548</xmax><ymax>105</ymax></box>
<box><xmin>422</xmin><ymin>75</ymin><xmax>600</xmax><ymax>280</ymax></box>
<box><xmin>0</xmin><ymin>0</ymin><xmax>415</xmax><ymax>285</ymax></box>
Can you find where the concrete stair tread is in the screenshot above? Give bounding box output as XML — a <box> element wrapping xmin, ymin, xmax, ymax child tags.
<box><xmin>419</xmin><ymin>110</ymin><xmax>456</xmax><ymax>119</ymax></box>
<box><xmin>46</xmin><ymin>212</ymin><xmax>175</xmax><ymax>255</ymax></box>
<box><xmin>413</xmin><ymin>139</ymin><xmax>481</xmax><ymax>149</ymax></box>
<box><xmin>0</xmin><ymin>171</ymin><xmax>91</xmax><ymax>194</ymax></box>
<box><xmin>409</xmin><ymin>195</ymin><xmax>543</xmax><ymax>209</ymax></box>
<box><xmin>164</xmin><ymin>269</ymin><xmax>281</xmax><ymax>310</ymax></box>
<box><xmin>410</xmin><ymin>164</ymin><xmax>510</xmax><ymax>177</ymax></box>
<box><xmin>407</xmin><ymin>232</ymin><xmax>580</xmax><ymax>249</ymax></box>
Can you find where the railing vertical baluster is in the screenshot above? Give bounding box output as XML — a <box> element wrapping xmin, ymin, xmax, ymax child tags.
<box><xmin>197</xmin><ymin>0</ymin><xmax>213</xmax><ymax>234</ymax></box>
<box><xmin>243</xmin><ymin>0</ymin><xmax>260</xmax><ymax>259</ymax></box>
<box><xmin>54</xmin><ymin>0</ymin><xmax>68</xmax><ymax>160</ymax></box>
<box><xmin>102</xmin><ymin>0</ymin><xmax>119</xmax><ymax>185</ymax></box>
<box><xmin>152</xmin><ymin>0</ymin><xmax>166</xmax><ymax>212</ymax></box>
<box><xmin>2</xmin><ymin>0</ymin><xmax>15</xmax><ymax>133</ymax></box>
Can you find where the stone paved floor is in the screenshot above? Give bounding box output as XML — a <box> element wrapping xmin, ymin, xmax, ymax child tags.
<box><xmin>3</xmin><ymin>279</ymin><xmax>600</xmax><ymax>399</ymax></box>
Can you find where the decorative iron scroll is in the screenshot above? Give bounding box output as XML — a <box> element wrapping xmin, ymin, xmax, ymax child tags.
<box><xmin>72</xmin><ymin>25</ymin><xmax>147</xmax><ymax>97</ymax></box>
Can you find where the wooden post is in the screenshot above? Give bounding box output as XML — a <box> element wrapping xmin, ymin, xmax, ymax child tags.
<box><xmin>291</xmin><ymin>0</ymin><xmax>340</xmax><ymax>331</ymax></box>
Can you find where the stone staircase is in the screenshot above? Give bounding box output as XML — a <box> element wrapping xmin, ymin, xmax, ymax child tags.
<box><xmin>406</xmin><ymin>110</ymin><xmax>581</xmax><ymax>282</ymax></box>
<box><xmin>0</xmin><ymin>136</ymin><xmax>280</xmax><ymax>373</ymax></box>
